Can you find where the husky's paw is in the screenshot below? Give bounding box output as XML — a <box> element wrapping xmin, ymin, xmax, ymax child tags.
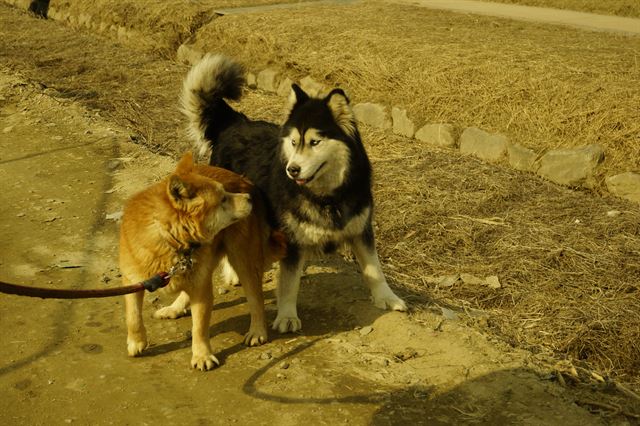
<box><xmin>372</xmin><ymin>292</ymin><xmax>408</xmax><ymax>312</ymax></box>
<box><xmin>221</xmin><ymin>258</ymin><xmax>240</xmax><ymax>286</ymax></box>
<box><xmin>272</xmin><ymin>315</ymin><xmax>302</xmax><ymax>333</ymax></box>
<box><xmin>127</xmin><ymin>337</ymin><xmax>148</xmax><ymax>357</ymax></box>
<box><xmin>153</xmin><ymin>306</ymin><xmax>189</xmax><ymax>320</ymax></box>
<box><xmin>191</xmin><ymin>353</ymin><xmax>220</xmax><ymax>371</ymax></box>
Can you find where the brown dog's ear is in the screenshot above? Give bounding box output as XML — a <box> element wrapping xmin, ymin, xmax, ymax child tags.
<box><xmin>175</xmin><ymin>152</ymin><xmax>195</xmax><ymax>175</ymax></box>
<box><xmin>168</xmin><ymin>175</ymin><xmax>194</xmax><ymax>206</ymax></box>
<box><xmin>325</xmin><ymin>89</ymin><xmax>356</xmax><ymax>138</ymax></box>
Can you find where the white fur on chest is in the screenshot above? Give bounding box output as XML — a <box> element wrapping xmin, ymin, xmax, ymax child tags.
<box><xmin>282</xmin><ymin>201</ymin><xmax>371</xmax><ymax>247</ymax></box>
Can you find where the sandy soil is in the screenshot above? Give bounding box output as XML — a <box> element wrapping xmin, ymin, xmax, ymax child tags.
<box><xmin>392</xmin><ymin>0</ymin><xmax>640</xmax><ymax>34</ymax></box>
<box><xmin>0</xmin><ymin>4</ymin><xmax>635</xmax><ymax>425</ymax></box>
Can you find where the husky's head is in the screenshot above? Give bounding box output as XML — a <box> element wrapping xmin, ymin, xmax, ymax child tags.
<box><xmin>281</xmin><ymin>84</ymin><xmax>359</xmax><ymax>196</ymax></box>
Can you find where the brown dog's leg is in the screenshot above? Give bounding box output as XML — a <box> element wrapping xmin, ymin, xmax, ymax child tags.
<box><xmin>125</xmin><ymin>288</ymin><xmax>148</xmax><ymax>356</ymax></box>
<box><xmin>186</xmin><ymin>264</ymin><xmax>219</xmax><ymax>371</ymax></box>
<box><xmin>229</xmin><ymin>254</ymin><xmax>267</xmax><ymax>346</ymax></box>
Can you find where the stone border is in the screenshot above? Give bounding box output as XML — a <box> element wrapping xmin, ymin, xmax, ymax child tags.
<box><xmin>5</xmin><ymin>0</ymin><xmax>637</xmax><ymax>204</ymax></box>
<box><xmin>184</xmin><ymin>49</ymin><xmax>638</xmax><ymax>205</ymax></box>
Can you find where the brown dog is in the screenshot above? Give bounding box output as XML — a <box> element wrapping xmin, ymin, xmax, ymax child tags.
<box><xmin>119</xmin><ymin>152</ymin><xmax>285</xmax><ymax>370</ymax></box>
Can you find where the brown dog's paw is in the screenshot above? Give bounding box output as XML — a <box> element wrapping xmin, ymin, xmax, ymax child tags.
<box><xmin>243</xmin><ymin>329</ymin><xmax>268</xmax><ymax>346</ymax></box>
<box><xmin>191</xmin><ymin>353</ymin><xmax>220</xmax><ymax>371</ymax></box>
<box><xmin>127</xmin><ymin>338</ymin><xmax>148</xmax><ymax>357</ymax></box>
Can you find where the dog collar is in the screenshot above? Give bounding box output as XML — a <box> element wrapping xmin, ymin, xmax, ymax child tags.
<box><xmin>169</xmin><ymin>242</ymin><xmax>201</xmax><ymax>276</ymax></box>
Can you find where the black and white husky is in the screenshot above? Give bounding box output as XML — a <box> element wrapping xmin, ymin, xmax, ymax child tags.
<box><xmin>181</xmin><ymin>54</ymin><xmax>407</xmax><ymax>333</ymax></box>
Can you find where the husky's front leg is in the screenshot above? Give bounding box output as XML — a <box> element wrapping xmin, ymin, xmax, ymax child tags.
<box><xmin>350</xmin><ymin>225</ymin><xmax>407</xmax><ymax>312</ymax></box>
<box><xmin>273</xmin><ymin>247</ymin><xmax>306</xmax><ymax>333</ymax></box>
<box><xmin>153</xmin><ymin>291</ymin><xmax>190</xmax><ymax>319</ymax></box>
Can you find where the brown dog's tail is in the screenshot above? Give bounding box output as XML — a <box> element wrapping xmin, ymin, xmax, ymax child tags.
<box><xmin>181</xmin><ymin>54</ymin><xmax>246</xmax><ymax>161</ymax></box>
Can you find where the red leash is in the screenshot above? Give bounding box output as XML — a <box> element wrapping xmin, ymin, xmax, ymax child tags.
<box><xmin>0</xmin><ymin>272</ymin><xmax>170</xmax><ymax>299</ymax></box>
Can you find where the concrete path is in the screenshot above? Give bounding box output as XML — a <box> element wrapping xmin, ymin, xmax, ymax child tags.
<box><xmin>390</xmin><ymin>0</ymin><xmax>640</xmax><ymax>35</ymax></box>
<box><xmin>215</xmin><ymin>0</ymin><xmax>357</xmax><ymax>15</ymax></box>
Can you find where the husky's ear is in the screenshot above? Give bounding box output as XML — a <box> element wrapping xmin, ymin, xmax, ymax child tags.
<box><xmin>175</xmin><ymin>152</ymin><xmax>195</xmax><ymax>175</ymax></box>
<box><xmin>168</xmin><ymin>175</ymin><xmax>195</xmax><ymax>207</ymax></box>
<box><xmin>325</xmin><ymin>89</ymin><xmax>357</xmax><ymax>138</ymax></box>
<box><xmin>285</xmin><ymin>84</ymin><xmax>310</xmax><ymax>116</ymax></box>
<box><xmin>290</xmin><ymin>84</ymin><xmax>309</xmax><ymax>104</ymax></box>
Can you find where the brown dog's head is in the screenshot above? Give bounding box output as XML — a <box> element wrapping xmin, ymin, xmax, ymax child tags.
<box><xmin>167</xmin><ymin>153</ymin><xmax>252</xmax><ymax>243</ymax></box>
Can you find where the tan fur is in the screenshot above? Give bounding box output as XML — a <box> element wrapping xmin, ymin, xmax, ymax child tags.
<box><xmin>119</xmin><ymin>152</ymin><xmax>286</xmax><ymax>371</ymax></box>
<box><xmin>325</xmin><ymin>90</ymin><xmax>357</xmax><ymax>139</ymax></box>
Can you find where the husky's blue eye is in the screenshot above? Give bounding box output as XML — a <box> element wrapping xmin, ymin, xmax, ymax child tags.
<box><xmin>310</xmin><ymin>139</ymin><xmax>321</xmax><ymax>146</ymax></box>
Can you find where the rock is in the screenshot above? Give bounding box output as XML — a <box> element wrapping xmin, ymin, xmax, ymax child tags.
<box><xmin>460</xmin><ymin>273</ymin><xmax>484</xmax><ymax>285</ymax></box>
<box><xmin>484</xmin><ymin>276</ymin><xmax>501</xmax><ymax>289</ymax></box>
<box><xmin>394</xmin><ymin>349</ymin><xmax>418</xmax><ymax>361</ymax></box>
<box><xmin>276</xmin><ymin>77</ymin><xmax>293</xmax><ymax>97</ymax></box>
<box><xmin>256</xmin><ymin>69</ymin><xmax>280</xmax><ymax>93</ymax></box>
<box><xmin>440</xmin><ymin>307</ymin><xmax>458</xmax><ymax>321</ymax></box>
<box><xmin>246</xmin><ymin>72</ymin><xmax>257</xmax><ymax>89</ymax></box>
<box><xmin>438</xmin><ymin>275</ymin><xmax>459</xmax><ymax>287</ymax></box>
<box><xmin>359</xmin><ymin>325</ymin><xmax>373</xmax><ymax>336</ymax></box>
<box><xmin>537</xmin><ymin>144</ymin><xmax>604</xmax><ymax>187</ymax></box>
<box><xmin>605</xmin><ymin>172</ymin><xmax>640</xmax><ymax>203</ymax></box>
<box><xmin>259</xmin><ymin>351</ymin><xmax>272</xmax><ymax>360</ymax></box>
<box><xmin>299</xmin><ymin>76</ymin><xmax>326</xmax><ymax>97</ymax></box>
<box><xmin>352</xmin><ymin>103</ymin><xmax>391</xmax><ymax>130</ymax></box>
<box><xmin>105</xmin><ymin>211</ymin><xmax>123</xmax><ymax>222</ymax></box>
<box><xmin>508</xmin><ymin>143</ymin><xmax>538</xmax><ymax>172</ymax></box>
<box><xmin>414</xmin><ymin>123</ymin><xmax>456</xmax><ymax>148</ymax></box>
<box><xmin>459</xmin><ymin>127</ymin><xmax>509</xmax><ymax>161</ymax></box>
<box><xmin>176</xmin><ymin>44</ymin><xmax>203</xmax><ymax>65</ymax></box>
<box><xmin>460</xmin><ymin>273</ymin><xmax>501</xmax><ymax>289</ymax></box>
<box><xmin>106</xmin><ymin>159</ymin><xmax>122</xmax><ymax>171</ymax></box>
<box><xmin>391</xmin><ymin>107</ymin><xmax>415</xmax><ymax>138</ymax></box>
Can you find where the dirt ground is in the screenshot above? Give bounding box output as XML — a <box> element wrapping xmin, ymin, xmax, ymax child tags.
<box><xmin>0</xmin><ymin>3</ymin><xmax>638</xmax><ymax>425</ymax></box>
<box><xmin>0</xmin><ymin>69</ymin><xmax>607</xmax><ymax>426</ymax></box>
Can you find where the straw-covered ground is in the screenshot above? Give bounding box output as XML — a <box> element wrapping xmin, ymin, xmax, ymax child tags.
<box><xmin>188</xmin><ymin>1</ymin><xmax>640</xmax><ymax>190</ymax></box>
<box><xmin>476</xmin><ymin>0</ymin><xmax>640</xmax><ymax>18</ymax></box>
<box><xmin>48</xmin><ymin>0</ymin><xmax>303</xmax><ymax>56</ymax></box>
<box><xmin>1</xmin><ymin>0</ymin><xmax>639</xmax><ymax>405</ymax></box>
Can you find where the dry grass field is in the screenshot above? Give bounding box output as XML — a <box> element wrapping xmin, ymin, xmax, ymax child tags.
<box><xmin>190</xmin><ymin>1</ymin><xmax>640</xmax><ymax>188</ymax></box>
<box><xmin>477</xmin><ymin>0</ymin><xmax>640</xmax><ymax>18</ymax></box>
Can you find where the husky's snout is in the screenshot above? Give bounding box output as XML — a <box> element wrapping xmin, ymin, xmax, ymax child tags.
<box><xmin>287</xmin><ymin>164</ymin><xmax>301</xmax><ymax>178</ymax></box>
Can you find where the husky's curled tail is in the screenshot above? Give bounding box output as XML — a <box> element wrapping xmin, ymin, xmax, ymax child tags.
<box><xmin>181</xmin><ymin>54</ymin><xmax>247</xmax><ymax>160</ymax></box>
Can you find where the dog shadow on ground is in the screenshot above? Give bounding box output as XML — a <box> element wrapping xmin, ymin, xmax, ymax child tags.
<box><xmin>368</xmin><ymin>368</ymin><xmax>617</xmax><ymax>425</ymax></box>
<box><xmin>141</xmin><ymin>254</ymin><xmax>428</xmax><ymax>364</ymax></box>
